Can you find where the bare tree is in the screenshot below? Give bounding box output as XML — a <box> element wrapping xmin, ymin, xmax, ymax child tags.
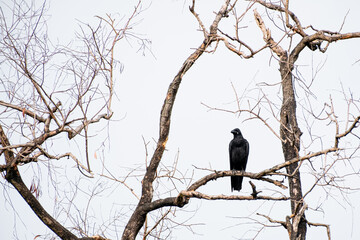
<box><xmin>1</xmin><ymin>0</ymin><xmax>360</xmax><ymax>240</ymax></box>
<box><xmin>122</xmin><ymin>1</ymin><xmax>360</xmax><ymax>239</ymax></box>
<box><xmin>0</xmin><ymin>0</ymin><xmax>147</xmax><ymax>239</ymax></box>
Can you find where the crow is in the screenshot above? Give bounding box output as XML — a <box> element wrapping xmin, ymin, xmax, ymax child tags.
<box><xmin>229</xmin><ymin>128</ymin><xmax>249</xmax><ymax>191</ymax></box>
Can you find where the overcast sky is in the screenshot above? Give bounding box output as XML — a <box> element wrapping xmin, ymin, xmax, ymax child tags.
<box><xmin>1</xmin><ymin>0</ymin><xmax>360</xmax><ymax>239</ymax></box>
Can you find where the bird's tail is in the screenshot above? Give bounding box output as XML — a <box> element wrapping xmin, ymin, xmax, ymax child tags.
<box><xmin>231</xmin><ymin>176</ymin><xmax>243</xmax><ymax>192</ymax></box>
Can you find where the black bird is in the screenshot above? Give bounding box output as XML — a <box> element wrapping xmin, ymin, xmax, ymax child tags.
<box><xmin>229</xmin><ymin>128</ymin><xmax>249</xmax><ymax>191</ymax></box>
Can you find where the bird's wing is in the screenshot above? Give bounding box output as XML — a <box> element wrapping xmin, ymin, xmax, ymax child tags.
<box><xmin>245</xmin><ymin>139</ymin><xmax>249</xmax><ymax>159</ymax></box>
<box><xmin>242</xmin><ymin>139</ymin><xmax>250</xmax><ymax>169</ymax></box>
<box><xmin>229</xmin><ymin>139</ymin><xmax>234</xmax><ymax>170</ymax></box>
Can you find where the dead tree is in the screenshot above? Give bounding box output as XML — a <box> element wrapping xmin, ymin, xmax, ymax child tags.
<box><xmin>213</xmin><ymin>1</ymin><xmax>360</xmax><ymax>239</ymax></box>
<box><xmin>1</xmin><ymin>1</ymin><xmax>360</xmax><ymax>240</ymax></box>
<box><xmin>251</xmin><ymin>2</ymin><xmax>360</xmax><ymax>238</ymax></box>
<box><xmin>122</xmin><ymin>0</ymin><xmax>360</xmax><ymax>239</ymax></box>
<box><xmin>0</xmin><ymin>0</ymin><xmax>145</xmax><ymax>239</ymax></box>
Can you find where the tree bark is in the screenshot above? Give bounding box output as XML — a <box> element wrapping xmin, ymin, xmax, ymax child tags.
<box><xmin>279</xmin><ymin>55</ymin><xmax>307</xmax><ymax>240</ymax></box>
<box><xmin>254</xmin><ymin>9</ymin><xmax>307</xmax><ymax>239</ymax></box>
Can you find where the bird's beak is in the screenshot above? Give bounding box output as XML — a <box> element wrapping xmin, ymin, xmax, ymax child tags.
<box><xmin>231</xmin><ymin>130</ymin><xmax>236</xmax><ymax>134</ymax></box>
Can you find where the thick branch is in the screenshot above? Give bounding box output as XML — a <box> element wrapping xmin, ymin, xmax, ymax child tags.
<box><xmin>335</xmin><ymin>115</ymin><xmax>360</xmax><ymax>146</ymax></box>
<box><xmin>12</xmin><ymin>128</ymin><xmax>64</xmax><ymax>167</ymax></box>
<box><xmin>252</xmin><ymin>0</ymin><xmax>306</xmax><ymax>36</ymax></box>
<box><xmin>122</xmin><ymin>35</ymin><xmax>210</xmax><ymax>240</ymax></box>
<box><xmin>307</xmin><ymin>221</ymin><xmax>331</xmax><ymax>240</ymax></box>
<box><xmin>141</xmin><ymin>179</ymin><xmax>288</xmax><ymax>214</ymax></box>
<box><xmin>121</xmin><ymin>2</ymin><xmax>232</xmax><ymax>239</ymax></box>
<box><xmin>66</xmin><ymin>113</ymin><xmax>112</xmax><ymax>139</ymax></box>
<box><xmin>188</xmin><ymin>170</ymin><xmax>287</xmax><ymax>191</ymax></box>
<box><xmin>257</xmin><ymin>213</ymin><xmax>287</xmax><ymax>229</ymax></box>
<box><xmin>140</xmin><ymin>146</ymin><xmax>340</xmax><ymax>213</ymax></box>
<box><xmin>0</xmin><ymin>100</ymin><xmax>46</xmax><ymax>122</ymax></box>
<box><xmin>255</xmin><ymin>147</ymin><xmax>338</xmax><ymax>178</ymax></box>
<box><xmin>0</xmin><ymin>124</ymin><xmax>15</xmax><ymax>166</ymax></box>
<box><xmin>290</xmin><ymin>31</ymin><xmax>360</xmax><ymax>62</ymax></box>
<box><xmin>178</xmin><ymin>190</ymin><xmax>289</xmax><ymax>201</ymax></box>
<box><xmin>141</xmin><ymin>196</ymin><xmax>187</xmax><ymax>213</ymax></box>
<box><xmin>6</xmin><ymin>169</ymin><xmax>79</xmax><ymax>239</ymax></box>
<box><xmin>253</xmin><ymin>9</ymin><xmax>286</xmax><ymax>57</ymax></box>
<box><xmin>1</xmin><ymin>124</ymin><xmax>78</xmax><ymax>239</ymax></box>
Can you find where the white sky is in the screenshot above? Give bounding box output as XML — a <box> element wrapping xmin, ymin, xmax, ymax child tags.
<box><xmin>1</xmin><ymin>0</ymin><xmax>360</xmax><ymax>239</ymax></box>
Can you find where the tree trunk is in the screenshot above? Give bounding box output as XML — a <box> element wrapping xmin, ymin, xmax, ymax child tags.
<box><xmin>279</xmin><ymin>55</ymin><xmax>307</xmax><ymax>240</ymax></box>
